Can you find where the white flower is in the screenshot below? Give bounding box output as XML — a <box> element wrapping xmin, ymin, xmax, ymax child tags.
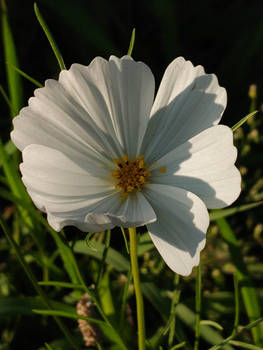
<box><xmin>11</xmin><ymin>56</ymin><xmax>241</xmax><ymax>275</ymax></box>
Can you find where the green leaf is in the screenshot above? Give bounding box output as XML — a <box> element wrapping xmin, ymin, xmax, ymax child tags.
<box><xmin>120</xmin><ymin>268</ymin><xmax>132</xmax><ymax>325</ymax></box>
<box><xmin>34</xmin><ymin>2</ymin><xmax>66</xmax><ymax>71</ymax></box>
<box><xmin>0</xmin><ymin>219</ymin><xmax>81</xmax><ymax>350</ymax></box>
<box><xmin>208</xmin><ymin>317</ymin><xmax>263</xmax><ymax>350</ymax></box>
<box><xmin>0</xmin><ymin>84</ymin><xmax>15</xmax><ymax>114</ymax></box>
<box><xmin>6</xmin><ymin>62</ymin><xmax>43</xmax><ymax>88</ymax></box>
<box><xmin>210</xmin><ymin>201</ymin><xmax>262</xmax><ymax>221</ymax></box>
<box><xmin>29</xmin><ymin>252</ymin><xmax>64</xmax><ymax>276</ymax></box>
<box><xmin>200</xmin><ymin>320</ymin><xmax>223</xmax><ymax>331</ymax></box>
<box><xmin>97</xmin><ymin>268</ymin><xmax>115</xmax><ymax>322</ymax></box>
<box><xmin>33</xmin><ymin>309</ymin><xmax>129</xmax><ymax>350</ymax></box>
<box><xmin>232</xmin><ymin>111</ymin><xmax>258</xmax><ymax>132</ymax></box>
<box><xmin>49</xmin><ymin>230</ymin><xmax>84</xmax><ymax>285</ymax></box>
<box><xmin>137</xmin><ymin>232</ymin><xmax>154</xmax><ymax>256</ymax></box>
<box><xmin>33</xmin><ymin>309</ymin><xmax>108</xmax><ymax>327</ymax></box>
<box><xmin>0</xmin><ymin>138</ymin><xmax>39</xmax><ymax>235</ymax></box>
<box><xmin>0</xmin><ymin>139</ymin><xmax>27</xmax><ymax>201</ymax></box>
<box><xmin>170</xmin><ymin>342</ymin><xmax>186</xmax><ymax>350</ymax></box>
<box><xmin>141</xmin><ymin>282</ymin><xmax>170</xmax><ymax>321</ymax></box>
<box><xmin>141</xmin><ymin>281</ymin><xmax>232</xmax><ymax>347</ymax></box>
<box><xmin>45</xmin><ymin>343</ymin><xmax>55</xmax><ymax>350</ymax></box>
<box><xmin>96</xmin><ymin>230</ymin><xmax>111</xmax><ymax>287</ymax></box>
<box><xmin>217</xmin><ymin>218</ymin><xmax>263</xmax><ymax>346</ymax></box>
<box><xmin>1</xmin><ymin>0</ymin><xmax>23</xmax><ymax>116</ymax></box>
<box><xmin>38</xmin><ymin>281</ymin><xmax>85</xmax><ymax>290</ymax></box>
<box><xmin>0</xmin><ymin>186</ymin><xmax>85</xmax><ymax>287</ymax></box>
<box><xmin>0</xmin><ymin>296</ymin><xmax>75</xmax><ymax>319</ymax></box>
<box><xmin>229</xmin><ymin>340</ymin><xmax>263</xmax><ymax>350</ymax></box>
<box><xmin>73</xmin><ymin>240</ymin><xmax>130</xmax><ymax>272</ymax></box>
<box><xmin>175</xmin><ymin>303</ymin><xmax>233</xmax><ymax>349</ymax></box>
<box><xmin>3</xmin><ymin>139</ymin><xmax>16</xmax><ymax>157</ymax></box>
<box><xmin>120</xmin><ymin>227</ymin><xmax>130</xmax><ymax>254</ymax></box>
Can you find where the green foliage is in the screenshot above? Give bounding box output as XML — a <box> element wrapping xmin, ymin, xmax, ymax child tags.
<box><xmin>1</xmin><ymin>0</ymin><xmax>23</xmax><ymax>117</ymax></box>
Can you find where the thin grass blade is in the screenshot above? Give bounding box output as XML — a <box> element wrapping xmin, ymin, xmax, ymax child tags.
<box><xmin>34</xmin><ymin>2</ymin><xmax>66</xmax><ymax>70</ymax></box>
<box><xmin>232</xmin><ymin>111</ymin><xmax>258</xmax><ymax>132</ymax></box>
<box><xmin>1</xmin><ymin>0</ymin><xmax>23</xmax><ymax>116</ymax></box>
<box><xmin>210</xmin><ymin>201</ymin><xmax>262</xmax><ymax>221</ymax></box>
<box><xmin>127</xmin><ymin>28</ymin><xmax>136</xmax><ymax>56</ymax></box>
<box><xmin>38</xmin><ymin>281</ymin><xmax>85</xmax><ymax>289</ymax></box>
<box><xmin>33</xmin><ymin>309</ymin><xmax>108</xmax><ymax>327</ymax></box>
<box><xmin>6</xmin><ymin>62</ymin><xmax>43</xmax><ymax>87</ymax></box>
<box><xmin>229</xmin><ymin>340</ymin><xmax>263</xmax><ymax>350</ymax></box>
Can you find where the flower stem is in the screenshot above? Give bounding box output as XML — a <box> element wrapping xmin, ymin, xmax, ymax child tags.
<box><xmin>128</xmin><ymin>227</ymin><xmax>146</xmax><ymax>350</ymax></box>
<box><xmin>194</xmin><ymin>262</ymin><xmax>202</xmax><ymax>350</ymax></box>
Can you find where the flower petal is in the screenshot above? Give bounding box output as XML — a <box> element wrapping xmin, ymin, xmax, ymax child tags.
<box><xmin>150</xmin><ymin>125</ymin><xmax>241</xmax><ymax>208</ymax></box>
<box><xmin>11</xmin><ymin>56</ymin><xmax>155</xmax><ymax>162</ymax></box>
<box><xmin>145</xmin><ymin>184</ymin><xmax>209</xmax><ymax>275</ymax></box>
<box><xmin>141</xmin><ymin>57</ymin><xmax>227</xmax><ymax>162</ymax></box>
<box><xmin>85</xmin><ymin>191</ymin><xmax>156</xmax><ymax>229</ymax></box>
<box><xmin>47</xmin><ymin>190</ymin><xmax>157</xmax><ymax>232</ymax></box>
<box><xmin>21</xmin><ymin>144</ymin><xmax>156</xmax><ymax>231</ymax></box>
<box><xmin>58</xmin><ymin>55</ymin><xmax>155</xmax><ymax>157</ymax></box>
<box><xmin>11</xmin><ymin>77</ymin><xmax>122</xmax><ymax>163</ymax></box>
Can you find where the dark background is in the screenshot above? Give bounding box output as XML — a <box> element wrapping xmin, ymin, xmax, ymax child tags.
<box><xmin>1</xmin><ymin>0</ymin><xmax>263</xmax><ymax>131</ymax></box>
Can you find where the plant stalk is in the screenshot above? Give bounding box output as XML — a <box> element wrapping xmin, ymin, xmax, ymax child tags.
<box><xmin>128</xmin><ymin>227</ymin><xmax>146</xmax><ymax>350</ymax></box>
<box><xmin>194</xmin><ymin>263</ymin><xmax>202</xmax><ymax>350</ymax></box>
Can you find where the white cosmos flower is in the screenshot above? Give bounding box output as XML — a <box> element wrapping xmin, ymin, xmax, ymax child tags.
<box><xmin>11</xmin><ymin>56</ymin><xmax>241</xmax><ymax>275</ymax></box>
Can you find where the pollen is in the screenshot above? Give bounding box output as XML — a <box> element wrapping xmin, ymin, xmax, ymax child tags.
<box><xmin>159</xmin><ymin>166</ymin><xmax>166</xmax><ymax>174</ymax></box>
<box><xmin>111</xmin><ymin>154</ymin><xmax>151</xmax><ymax>196</ymax></box>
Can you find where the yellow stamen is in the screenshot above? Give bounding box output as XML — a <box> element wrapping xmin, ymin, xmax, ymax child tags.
<box><xmin>111</xmin><ymin>154</ymin><xmax>151</xmax><ymax>196</ymax></box>
<box><xmin>159</xmin><ymin>166</ymin><xmax>166</xmax><ymax>174</ymax></box>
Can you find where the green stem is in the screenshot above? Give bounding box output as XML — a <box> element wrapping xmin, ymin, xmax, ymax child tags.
<box><xmin>231</xmin><ymin>273</ymin><xmax>240</xmax><ymax>337</ymax></box>
<box><xmin>128</xmin><ymin>227</ymin><xmax>146</xmax><ymax>350</ymax></box>
<box><xmin>194</xmin><ymin>263</ymin><xmax>201</xmax><ymax>350</ymax></box>
<box><xmin>120</xmin><ymin>267</ymin><xmax>132</xmax><ymax>325</ymax></box>
<box><xmin>96</xmin><ymin>229</ymin><xmax>111</xmax><ymax>288</ymax></box>
<box><xmin>0</xmin><ymin>218</ymin><xmax>81</xmax><ymax>350</ymax></box>
<box><xmin>34</xmin><ymin>2</ymin><xmax>66</xmax><ymax>71</ymax></box>
<box><xmin>208</xmin><ymin>316</ymin><xmax>263</xmax><ymax>350</ymax></box>
<box><xmin>6</xmin><ymin>62</ymin><xmax>43</xmax><ymax>88</ymax></box>
<box><xmin>127</xmin><ymin>28</ymin><xmax>136</xmax><ymax>56</ymax></box>
<box><xmin>168</xmin><ymin>273</ymin><xmax>181</xmax><ymax>347</ymax></box>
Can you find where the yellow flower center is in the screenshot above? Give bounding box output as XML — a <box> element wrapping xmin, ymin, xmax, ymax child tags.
<box><xmin>111</xmin><ymin>154</ymin><xmax>151</xmax><ymax>197</ymax></box>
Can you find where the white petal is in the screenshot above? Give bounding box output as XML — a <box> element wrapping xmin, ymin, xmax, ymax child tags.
<box><xmin>85</xmin><ymin>191</ymin><xmax>156</xmax><ymax>229</ymax></box>
<box><xmin>145</xmin><ymin>184</ymin><xmax>209</xmax><ymax>275</ymax></box>
<box><xmin>47</xmin><ymin>191</ymin><xmax>156</xmax><ymax>232</ymax></box>
<box><xmin>21</xmin><ymin>144</ymin><xmax>156</xmax><ymax>231</ymax></box>
<box><xmin>21</xmin><ymin>144</ymin><xmax>114</xmax><ymax>209</ymax></box>
<box><xmin>11</xmin><ymin>79</ymin><xmax>122</xmax><ymax>162</ymax></box>
<box><xmin>141</xmin><ymin>57</ymin><xmax>227</xmax><ymax>162</ymax></box>
<box><xmin>11</xmin><ymin>56</ymin><xmax>155</xmax><ymax>162</ymax></box>
<box><xmin>59</xmin><ymin>55</ymin><xmax>155</xmax><ymax>157</ymax></box>
<box><xmin>47</xmin><ymin>214</ymin><xmax>115</xmax><ymax>233</ymax></box>
<box><xmin>150</xmin><ymin>125</ymin><xmax>241</xmax><ymax>208</ymax></box>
